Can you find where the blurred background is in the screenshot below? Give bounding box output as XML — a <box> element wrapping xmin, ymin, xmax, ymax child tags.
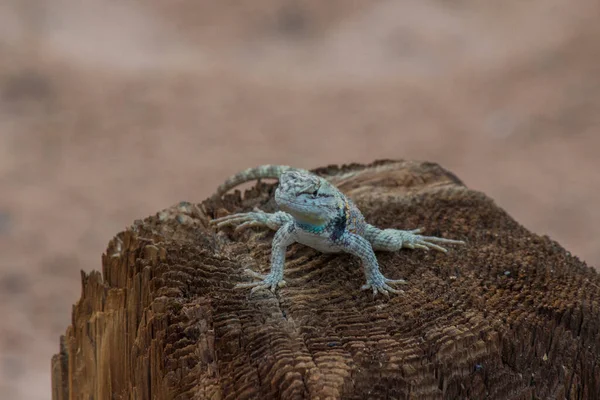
<box><xmin>0</xmin><ymin>0</ymin><xmax>599</xmax><ymax>398</ymax></box>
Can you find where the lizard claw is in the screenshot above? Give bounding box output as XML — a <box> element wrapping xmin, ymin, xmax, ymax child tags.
<box><xmin>211</xmin><ymin>211</ymin><xmax>269</xmax><ymax>231</ymax></box>
<box><xmin>401</xmin><ymin>229</ymin><xmax>465</xmax><ymax>253</ymax></box>
<box><xmin>375</xmin><ymin>228</ymin><xmax>464</xmax><ymax>253</ymax></box>
<box><xmin>362</xmin><ymin>274</ymin><xmax>407</xmax><ymax>297</ymax></box>
<box><xmin>234</xmin><ymin>268</ymin><xmax>286</xmax><ymax>294</ymax></box>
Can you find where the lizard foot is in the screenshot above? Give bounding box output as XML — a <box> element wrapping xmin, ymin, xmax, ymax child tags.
<box><xmin>361</xmin><ymin>273</ymin><xmax>407</xmax><ymax>297</ymax></box>
<box><xmin>389</xmin><ymin>228</ymin><xmax>465</xmax><ymax>253</ymax></box>
<box><xmin>210</xmin><ymin>208</ymin><xmax>269</xmax><ymax>233</ymax></box>
<box><xmin>234</xmin><ymin>268</ymin><xmax>286</xmax><ymax>294</ymax></box>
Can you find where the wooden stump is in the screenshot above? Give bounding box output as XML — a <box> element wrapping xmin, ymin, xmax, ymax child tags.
<box><xmin>51</xmin><ymin>160</ymin><xmax>600</xmax><ymax>399</ymax></box>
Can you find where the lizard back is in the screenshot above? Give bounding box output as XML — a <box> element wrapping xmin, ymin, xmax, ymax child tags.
<box><xmin>214</xmin><ymin>165</ymin><xmax>310</xmax><ymax>197</ymax></box>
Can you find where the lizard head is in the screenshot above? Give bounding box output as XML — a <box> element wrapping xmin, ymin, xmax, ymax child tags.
<box><xmin>275</xmin><ymin>170</ymin><xmax>343</xmax><ymax>225</ymax></box>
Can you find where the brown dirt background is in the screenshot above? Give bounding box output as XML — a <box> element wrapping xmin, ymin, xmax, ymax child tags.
<box><xmin>0</xmin><ymin>0</ymin><xmax>598</xmax><ymax>398</ymax></box>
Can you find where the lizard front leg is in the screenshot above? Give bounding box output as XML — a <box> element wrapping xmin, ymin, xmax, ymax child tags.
<box><xmin>364</xmin><ymin>224</ymin><xmax>464</xmax><ymax>253</ymax></box>
<box><xmin>211</xmin><ymin>209</ymin><xmax>294</xmax><ymax>233</ymax></box>
<box><xmin>342</xmin><ymin>232</ymin><xmax>407</xmax><ymax>296</ymax></box>
<box><xmin>235</xmin><ymin>222</ymin><xmax>297</xmax><ymax>294</ymax></box>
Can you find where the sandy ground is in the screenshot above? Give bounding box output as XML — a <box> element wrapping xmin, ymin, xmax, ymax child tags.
<box><xmin>1</xmin><ymin>0</ymin><xmax>599</xmax><ymax>398</ymax></box>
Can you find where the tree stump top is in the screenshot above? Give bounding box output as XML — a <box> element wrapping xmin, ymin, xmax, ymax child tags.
<box><xmin>52</xmin><ymin>160</ymin><xmax>600</xmax><ymax>400</ymax></box>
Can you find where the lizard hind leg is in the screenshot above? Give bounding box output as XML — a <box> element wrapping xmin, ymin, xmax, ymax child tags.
<box><xmin>365</xmin><ymin>225</ymin><xmax>465</xmax><ymax>253</ymax></box>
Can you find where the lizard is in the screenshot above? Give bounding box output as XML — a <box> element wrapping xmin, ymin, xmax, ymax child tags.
<box><xmin>210</xmin><ymin>164</ymin><xmax>465</xmax><ymax>297</ymax></box>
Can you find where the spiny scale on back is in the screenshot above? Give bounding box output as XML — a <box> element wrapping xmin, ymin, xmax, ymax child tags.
<box><xmin>210</xmin><ymin>164</ymin><xmax>465</xmax><ymax>297</ymax></box>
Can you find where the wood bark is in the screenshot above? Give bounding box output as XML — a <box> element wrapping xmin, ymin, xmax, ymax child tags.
<box><xmin>51</xmin><ymin>160</ymin><xmax>600</xmax><ymax>399</ymax></box>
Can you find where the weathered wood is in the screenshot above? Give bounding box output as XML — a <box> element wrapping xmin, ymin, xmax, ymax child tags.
<box><xmin>51</xmin><ymin>160</ymin><xmax>600</xmax><ymax>399</ymax></box>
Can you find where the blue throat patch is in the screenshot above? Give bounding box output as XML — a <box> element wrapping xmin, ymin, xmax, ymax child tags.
<box><xmin>297</xmin><ymin>222</ymin><xmax>326</xmax><ymax>234</ymax></box>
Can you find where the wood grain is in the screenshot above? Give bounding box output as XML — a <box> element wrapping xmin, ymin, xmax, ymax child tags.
<box><xmin>51</xmin><ymin>160</ymin><xmax>600</xmax><ymax>399</ymax></box>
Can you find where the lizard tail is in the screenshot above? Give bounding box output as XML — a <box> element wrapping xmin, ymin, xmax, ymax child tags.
<box><xmin>215</xmin><ymin>165</ymin><xmax>296</xmax><ymax>197</ymax></box>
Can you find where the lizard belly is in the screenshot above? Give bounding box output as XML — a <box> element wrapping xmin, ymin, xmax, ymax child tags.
<box><xmin>295</xmin><ymin>229</ymin><xmax>340</xmax><ymax>253</ymax></box>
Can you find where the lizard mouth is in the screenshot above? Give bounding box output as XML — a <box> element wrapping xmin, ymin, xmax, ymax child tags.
<box><xmin>278</xmin><ymin>202</ymin><xmax>327</xmax><ymax>225</ymax></box>
<box><xmin>278</xmin><ymin>201</ymin><xmax>309</xmax><ymax>213</ymax></box>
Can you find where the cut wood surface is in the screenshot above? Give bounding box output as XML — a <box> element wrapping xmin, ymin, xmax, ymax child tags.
<box><xmin>51</xmin><ymin>160</ymin><xmax>600</xmax><ymax>399</ymax></box>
